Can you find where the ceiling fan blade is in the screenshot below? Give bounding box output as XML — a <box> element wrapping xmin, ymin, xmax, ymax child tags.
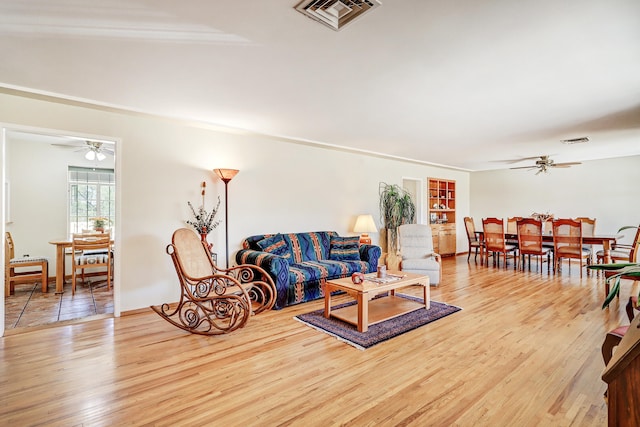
<box><xmin>552</xmin><ymin>162</ymin><xmax>582</xmax><ymax>167</ymax></box>
<box><xmin>509</xmin><ymin>165</ymin><xmax>538</xmax><ymax>170</ymax></box>
<box><xmin>51</xmin><ymin>143</ymin><xmax>84</xmax><ymax>149</ymax></box>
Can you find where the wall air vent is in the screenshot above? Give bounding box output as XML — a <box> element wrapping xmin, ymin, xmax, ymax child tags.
<box><xmin>560</xmin><ymin>137</ymin><xmax>589</xmax><ymax>145</ymax></box>
<box><xmin>295</xmin><ymin>0</ymin><xmax>381</xmax><ymax>31</ymax></box>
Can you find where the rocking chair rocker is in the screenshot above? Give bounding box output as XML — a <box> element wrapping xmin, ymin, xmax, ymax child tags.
<box><xmin>151</xmin><ymin>228</ymin><xmax>276</xmax><ymax>335</ymax></box>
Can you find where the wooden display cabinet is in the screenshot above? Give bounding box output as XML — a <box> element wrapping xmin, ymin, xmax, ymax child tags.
<box><xmin>428</xmin><ymin>178</ymin><xmax>456</xmax><ymax>257</ymax></box>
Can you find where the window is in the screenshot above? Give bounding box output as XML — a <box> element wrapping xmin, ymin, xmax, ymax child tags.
<box><xmin>68</xmin><ymin>166</ymin><xmax>115</xmax><ymax>234</ymax></box>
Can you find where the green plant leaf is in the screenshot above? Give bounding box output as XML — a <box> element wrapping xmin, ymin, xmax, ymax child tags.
<box><xmin>602</xmin><ymin>277</ymin><xmax>622</xmax><ymax>309</ymax></box>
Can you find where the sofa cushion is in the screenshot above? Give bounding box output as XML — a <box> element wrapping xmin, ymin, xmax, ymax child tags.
<box><xmin>256</xmin><ymin>234</ymin><xmax>293</xmax><ymax>264</ymax></box>
<box><xmin>288</xmin><ymin>260</ymin><xmax>368</xmax><ymax>286</ymax></box>
<box><xmin>284</xmin><ymin>232</ymin><xmax>331</xmax><ymax>263</ymax></box>
<box><xmin>329</xmin><ymin>236</ymin><xmax>361</xmax><ymax>261</ymax></box>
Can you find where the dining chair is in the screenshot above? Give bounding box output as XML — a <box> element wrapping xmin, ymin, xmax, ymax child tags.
<box><xmin>463</xmin><ymin>217</ymin><xmax>483</xmax><ymax>262</ymax></box>
<box><xmin>71</xmin><ymin>234</ymin><xmax>112</xmax><ymax>295</ymax></box>
<box><xmin>575</xmin><ymin>217</ymin><xmax>596</xmax><ymax>264</ymax></box>
<box><xmin>506</xmin><ymin>217</ymin><xmax>522</xmax><ymax>248</ymax></box>
<box><xmin>552</xmin><ymin>218</ymin><xmax>590</xmax><ymax>277</ymax></box>
<box><xmin>516</xmin><ymin>218</ymin><xmax>551</xmax><ymax>272</ymax></box>
<box><xmin>4</xmin><ymin>232</ymin><xmax>49</xmax><ymax>295</ymax></box>
<box><xmin>602</xmin><ymin>296</ymin><xmax>639</xmax><ymax>366</ymax></box>
<box><xmin>482</xmin><ymin>217</ymin><xmax>517</xmax><ymax>269</ymax></box>
<box><xmin>596</xmin><ymin>224</ymin><xmax>640</xmax><ymax>265</ymax></box>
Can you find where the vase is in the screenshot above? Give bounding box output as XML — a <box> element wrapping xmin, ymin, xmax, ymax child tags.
<box><xmin>200</xmin><ymin>232</ymin><xmax>213</xmax><ymax>253</ymax></box>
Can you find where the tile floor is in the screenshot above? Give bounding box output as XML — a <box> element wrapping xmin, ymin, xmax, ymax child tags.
<box><xmin>4</xmin><ymin>279</ymin><xmax>113</xmax><ymax>330</ymax></box>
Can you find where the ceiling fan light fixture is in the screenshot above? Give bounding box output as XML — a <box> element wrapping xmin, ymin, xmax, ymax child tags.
<box><xmin>85</xmin><ymin>150</ymin><xmax>96</xmax><ymax>161</ymax></box>
<box><xmin>96</xmin><ymin>152</ymin><xmax>106</xmax><ymax>161</ymax></box>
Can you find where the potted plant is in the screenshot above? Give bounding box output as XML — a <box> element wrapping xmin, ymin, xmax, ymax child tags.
<box><xmin>378</xmin><ymin>182</ymin><xmax>416</xmax><ymax>254</ymax></box>
<box><xmin>91</xmin><ymin>216</ymin><xmax>111</xmax><ymax>232</ymax></box>
<box><xmin>588</xmin><ymin>225</ymin><xmax>640</xmax><ymax>309</ymax></box>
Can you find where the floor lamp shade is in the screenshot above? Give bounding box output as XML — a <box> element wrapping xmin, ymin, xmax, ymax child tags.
<box><xmin>353</xmin><ymin>214</ymin><xmax>378</xmax><ymax>245</ymax></box>
<box><xmin>214</xmin><ymin>168</ymin><xmax>239</xmax><ymax>268</ymax></box>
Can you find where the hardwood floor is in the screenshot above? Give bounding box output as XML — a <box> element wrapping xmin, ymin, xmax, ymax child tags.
<box><xmin>0</xmin><ymin>256</ymin><xmax>634</xmax><ymax>426</ymax></box>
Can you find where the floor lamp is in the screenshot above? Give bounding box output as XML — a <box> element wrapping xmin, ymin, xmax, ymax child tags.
<box><xmin>214</xmin><ymin>168</ymin><xmax>239</xmax><ymax>268</ymax></box>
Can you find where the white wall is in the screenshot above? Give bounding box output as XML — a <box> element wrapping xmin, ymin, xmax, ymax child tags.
<box><xmin>470</xmin><ymin>157</ymin><xmax>640</xmax><ymax>243</ymax></box>
<box><xmin>0</xmin><ymin>91</ymin><xmax>470</xmax><ymax>332</ymax></box>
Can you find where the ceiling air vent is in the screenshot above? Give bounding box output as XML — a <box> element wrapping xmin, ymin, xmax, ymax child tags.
<box><xmin>560</xmin><ymin>136</ymin><xmax>589</xmax><ymax>145</ymax></box>
<box><xmin>295</xmin><ymin>0</ymin><xmax>381</xmax><ymax>31</ymax></box>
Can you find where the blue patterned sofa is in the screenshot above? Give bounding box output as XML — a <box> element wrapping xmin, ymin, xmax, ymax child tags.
<box><xmin>236</xmin><ymin>231</ymin><xmax>381</xmax><ymax>310</ymax></box>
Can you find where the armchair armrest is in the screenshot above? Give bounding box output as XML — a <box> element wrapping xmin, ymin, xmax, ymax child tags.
<box><xmin>359</xmin><ymin>244</ymin><xmax>381</xmax><ymax>273</ymax></box>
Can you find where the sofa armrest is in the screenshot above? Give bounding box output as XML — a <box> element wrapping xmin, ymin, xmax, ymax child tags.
<box><xmin>359</xmin><ymin>244</ymin><xmax>382</xmax><ymax>273</ymax></box>
<box><xmin>236</xmin><ymin>249</ymin><xmax>290</xmax><ymax>309</ymax></box>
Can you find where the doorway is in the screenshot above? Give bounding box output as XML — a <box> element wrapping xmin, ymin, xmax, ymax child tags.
<box><xmin>402</xmin><ymin>177</ymin><xmax>424</xmax><ymax>224</ymax></box>
<box><xmin>2</xmin><ymin>126</ymin><xmax>119</xmax><ymax>333</ymax></box>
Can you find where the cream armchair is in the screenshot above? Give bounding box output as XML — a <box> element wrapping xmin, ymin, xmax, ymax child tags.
<box><xmin>397</xmin><ymin>224</ymin><xmax>442</xmax><ymax>286</ymax></box>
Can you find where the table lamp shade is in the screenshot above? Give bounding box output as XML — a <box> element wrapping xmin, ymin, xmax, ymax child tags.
<box><xmin>353</xmin><ymin>214</ymin><xmax>378</xmax><ymax>245</ymax></box>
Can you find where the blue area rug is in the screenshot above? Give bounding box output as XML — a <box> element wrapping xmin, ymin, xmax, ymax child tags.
<box><xmin>294</xmin><ymin>295</ymin><xmax>461</xmax><ymax>350</ymax></box>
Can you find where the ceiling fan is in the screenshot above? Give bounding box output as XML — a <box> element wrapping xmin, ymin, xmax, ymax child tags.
<box><xmin>509</xmin><ymin>155</ymin><xmax>581</xmax><ymax>175</ymax></box>
<box><xmin>52</xmin><ymin>140</ymin><xmax>115</xmax><ymax>161</ymax></box>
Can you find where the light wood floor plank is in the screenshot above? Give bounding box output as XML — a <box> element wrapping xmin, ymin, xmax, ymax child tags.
<box><xmin>1</xmin><ymin>256</ymin><xmax>635</xmax><ymax>426</ymax></box>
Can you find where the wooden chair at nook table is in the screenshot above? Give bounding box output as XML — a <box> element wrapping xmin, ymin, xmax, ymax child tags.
<box><xmin>552</xmin><ymin>218</ymin><xmax>591</xmax><ymax>277</ymax></box>
<box><xmin>151</xmin><ymin>228</ymin><xmax>276</xmax><ymax>335</ymax></box>
<box><xmin>482</xmin><ymin>217</ymin><xmax>518</xmax><ymax>269</ymax></box>
<box><xmin>71</xmin><ymin>233</ymin><xmax>113</xmax><ymax>295</ymax></box>
<box><xmin>5</xmin><ymin>232</ymin><xmax>49</xmax><ymax>296</ymax></box>
<box><xmin>516</xmin><ymin>218</ymin><xmax>551</xmax><ymax>272</ymax></box>
<box><xmin>463</xmin><ymin>217</ymin><xmax>483</xmax><ymax>262</ymax></box>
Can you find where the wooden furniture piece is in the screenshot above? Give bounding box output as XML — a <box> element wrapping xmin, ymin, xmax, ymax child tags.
<box><xmin>552</xmin><ymin>218</ymin><xmax>590</xmax><ymax>277</ymax></box>
<box><xmin>482</xmin><ymin>217</ymin><xmax>517</xmax><ymax>269</ymax></box>
<box><xmin>323</xmin><ymin>271</ymin><xmax>429</xmax><ymax>333</ymax></box>
<box><xmin>151</xmin><ymin>228</ymin><xmax>276</xmax><ymax>335</ymax></box>
<box><xmin>506</xmin><ymin>216</ymin><xmax>523</xmax><ymax>247</ymax></box>
<box><xmin>602</xmin><ymin>297</ymin><xmax>638</xmax><ymax>366</ymax></box>
<box><xmin>427</xmin><ymin>178</ymin><xmax>456</xmax><ymax>256</ymax></box>
<box><xmin>5</xmin><ymin>232</ymin><xmax>49</xmax><ymax>295</ymax></box>
<box><xmin>602</xmin><ymin>311</ymin><xmax>640</xmax><ymax>426</ymax></box>
<box><xmin>71</xmin><ymin>234</ymin><xmax>112</xmax><ymax>295</ymax></box>
<box><xmin>397</xmin><ymin>224</ymin><xmax>442</xmax><ymax>286</ymax></box>
<box><xmin>597</xmin><ymin>225</ymin><xmax>640</xmax><ymax>266</ymax></box>
<box><xmin>576</xmin><ymin>217</ymin><xmax>596</xmax><ymax>264</ymax></box>
<box><xmin>476</xmin><ymin>231</ymin><xmax>619</xmax><ymax>266</ymax></box>
<box><xmin>516</xmin><ymin>218</ymin><xmax>551</xmax><ymax>272</ymax></box>
<box><xmin>464</xmin><ymin>217</ymin><xmax>482</xmax><ymax>262</ymax></box>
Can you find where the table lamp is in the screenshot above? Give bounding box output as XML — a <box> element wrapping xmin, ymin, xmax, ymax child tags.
<box><xmin>353</xmin><ymin>214</ymin><xmax>378</xmax><ymax>245</ymax></box>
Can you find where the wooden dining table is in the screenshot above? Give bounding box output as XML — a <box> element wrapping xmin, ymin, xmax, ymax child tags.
<box><xmin>48</xmin><ymin>237</ymin><xmax>114</xmax><ymax>294</ymax></box>
<box><xmin>475</xmin><ymin>232</ymin><xmax>620</xmax><ymax>265</ymax></box>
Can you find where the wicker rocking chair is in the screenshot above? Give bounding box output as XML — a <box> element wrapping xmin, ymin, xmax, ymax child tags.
<box><xmin>151</xmin><ymin>228</ymin><xmax>276</xmax><ymax>335</ymax></box>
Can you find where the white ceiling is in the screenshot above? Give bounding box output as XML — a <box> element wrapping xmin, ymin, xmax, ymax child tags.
<box><xmin>1</xmin><ymin>0</ymin><xmax>639</xmax><ymax>171</ymax></box>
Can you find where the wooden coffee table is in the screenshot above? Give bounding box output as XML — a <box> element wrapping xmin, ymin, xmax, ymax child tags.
<box><xmin>323</xmin><ymin>271</ymin><xmax>430</xmax><ymax>332</ymax></box>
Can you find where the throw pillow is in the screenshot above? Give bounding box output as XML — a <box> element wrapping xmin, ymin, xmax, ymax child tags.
<box><xmin>329</xmin><ymin>236</ymin><xmax>361</xmax><ymax>261</ymax></box>
<box><xmin>256</xmin><ymin>234</ymin><xmax>292</xmax><ymax>264</ymax></box>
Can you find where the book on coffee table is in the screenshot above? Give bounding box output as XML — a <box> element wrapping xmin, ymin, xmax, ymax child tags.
<box><xmin>366</xmin><ymin>273</ymin><xmax>406</xmax><ymax>284</ymax></box>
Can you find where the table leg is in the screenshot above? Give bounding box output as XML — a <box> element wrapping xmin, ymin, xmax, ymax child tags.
<box><xmin>603</xmin><ymin>240</ymin><xmax>612</xmax><ymax>264</ymax></box>
<box><xmin>323</xmin><ymin>283</ymin><xmax>332</xmax><ymax>319</ymax></box>
<box><xmin>423</xmin><ymin>279</ymin><xmax>431</xmax><ymax>309</ymax></box>
<box><xmin>357</xmin><ymin>293</ymin><xmax>368</xmax><ymax>332</ymax></box>
<box><xmin>55</xmin><ymin>244</ymin><xmax>66</xmax><ymax>294</ymax></box>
